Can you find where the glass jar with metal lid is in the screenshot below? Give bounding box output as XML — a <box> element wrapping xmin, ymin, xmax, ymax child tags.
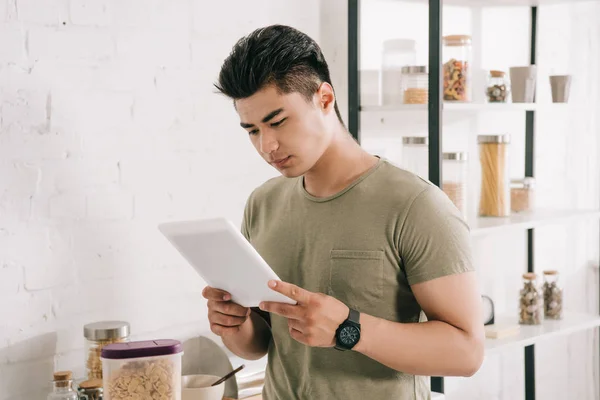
<box><xmin>478</xmin><ymin>134</ymin><xmax>511</xmax><ymax>217</ymax></box>
<box><xmin>442</xmin><ymin>152</ymin><xmax>468</xmax><ymax>219</ymax></box>
<box><xmin>401</xmin><ymin>66</ymin><xmax>428</xmax><ymax>104</ymax></box>
<box><xmin>486</xmin><ymin>70</ymin><xmax>510</xmax><ymax>103</ymax></box>
<box><xmin>511</xmin><ymin>177</ymin><xmax>535</xmax><ymax>213</ymax></box>
<box><xmin>401</xmin><ymin>136</ymin><xmax>428</xmax><ymax>180</ymax></box>
<box><xmin>84</xmin><ymin>321</ymin><xmax>130</xmax><ymax>380</ymax></box>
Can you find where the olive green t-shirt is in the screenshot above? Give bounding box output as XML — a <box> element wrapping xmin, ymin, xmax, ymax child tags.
<box><xmin>241</xmin><ymin>157</ymin><xmax>474</xmax><ymax>400</ymax></box>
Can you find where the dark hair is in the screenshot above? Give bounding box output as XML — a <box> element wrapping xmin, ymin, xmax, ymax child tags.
<box><xmin>215</xmin><ymin>24</ymin><xmax>344</xmax><ymax>124</ymax></box>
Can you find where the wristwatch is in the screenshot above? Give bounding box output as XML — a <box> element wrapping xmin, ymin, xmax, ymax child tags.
<box><xmin>335</xmin><ymin>308</ymin><xmax>361</xmax><ymax>351</ymax></box>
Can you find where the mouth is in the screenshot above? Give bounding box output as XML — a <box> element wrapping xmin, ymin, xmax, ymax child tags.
<box><xmin>271</xmin><ymin>156</ymin><xmax>291</xmax><ymax>167</ymax></box>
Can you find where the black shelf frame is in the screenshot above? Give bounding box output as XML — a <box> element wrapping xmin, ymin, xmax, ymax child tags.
<box><xmin>347</xmin><ymin>2</ymin><xmax>598</xmax><ymax>399</ymax></box>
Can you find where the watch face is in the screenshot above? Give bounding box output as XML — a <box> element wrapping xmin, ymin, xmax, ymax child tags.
<box><xmin>481</xmin><ymin>295</ymin><xmax>494</xmax><ymax>325</ymax></box>
<box><xmin>339</xmin><ymin>325</ymin><xmax>360</xmax><ymax>346</ymax></box>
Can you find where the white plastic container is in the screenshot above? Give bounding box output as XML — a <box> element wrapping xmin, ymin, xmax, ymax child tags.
<box><xmin>380</xmin><ymin>39</ymin><xmax>417</xmax><ymax>105</ymax></box>
<box><xmin>101</xmin><ymin>339</ymin><xmax>183</xmax><ymax>400</ymax></box>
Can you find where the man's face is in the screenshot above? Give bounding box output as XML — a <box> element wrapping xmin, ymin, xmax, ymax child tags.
<box><xmin>235</xmin><ymin>84</ymin><xmax>333</xmax><ymax>178</ymax></box>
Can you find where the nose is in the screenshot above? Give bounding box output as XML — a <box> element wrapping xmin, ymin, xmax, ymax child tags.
<box><xmin>259</xmin><ymin>129</ymin><xmax>279</xmax><ymax>155</ymax></box>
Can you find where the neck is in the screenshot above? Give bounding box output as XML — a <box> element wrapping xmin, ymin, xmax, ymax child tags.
<box><xmin>303</xmin><ymin>124</ymin><xmax>379</xmax><ymax>198</ymax></box>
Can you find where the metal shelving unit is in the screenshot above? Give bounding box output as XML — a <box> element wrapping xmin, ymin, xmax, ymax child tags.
<box><xmin>347</xmin><ymin>1</ymin><xmax>600</xmax><ymax>399</ymax></box>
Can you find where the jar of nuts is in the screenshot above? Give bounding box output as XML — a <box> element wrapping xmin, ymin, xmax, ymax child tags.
<box><xmin>101</xmin><ymin>339</ymin><xmax>183</xmax><ymax>400</ymax></box>
<box><xmin>542</xmin><ymin>270</ymin><xmax>563</xmax><ymax>320</ymax></box>
<box><xmin>84</xmin><ymin>321</ymin><xmax>130</xmax><ymax>380</ymax></box>
<box><xmin>511</xmin><ymin>177</ymin><xmax>535</xmax><ymax>213</ymax></box>
<box><xmin>519</xmin><ymin>273</ymin><xmax>543</xmax><ymax>325</ymax></box>
<box><xmin>486</xmin><ymin>70</ymin><xmax>510</xmax><ymax>103</ymax></box>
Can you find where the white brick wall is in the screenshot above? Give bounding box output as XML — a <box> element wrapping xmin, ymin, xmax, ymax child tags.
<box><xmin>0</xmin><ymin>1</ymin><xmax>316</xmax><ymax>398</ymax></box>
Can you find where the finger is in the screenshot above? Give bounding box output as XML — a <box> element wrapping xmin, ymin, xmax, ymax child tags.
<box><xmin>288</xmin><ymin>318</ymin><xmax>306</xmax><ymax>333</ymax></box>
<box><xmin>208</xmin><ymin>300</ymin><xmax>250</xmax><ymax>317</ymax></box>
<box><xmin>202</xmin><ymin>286</ymin><xmax>232</xmax><ymax>301</ymax></box>
<box><xmin>289</xmin><ymin>326</ymin><xmax>307</xmax><ymax>344</ymax></box>
<box><xmin>211</xmin><ymin>323</ymin><xmax>242</xmax><ymax>337</ymax></box>
<box><xmin>268</xmin><ymin>280</ymin><xmax>310</xmax><ymax>304</ymax></box>
<box><xmin>260</xmin><ymin>301</ymin><xmax>303</xmax><ymax>320</ymax></box>
<box><xmin>210</xmin><ymin>311</ymin><xmax>248</xmax><ymax>327</ymax></box>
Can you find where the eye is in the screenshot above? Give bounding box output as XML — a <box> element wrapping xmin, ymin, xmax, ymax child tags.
<box><xmin>249</xmin><ymin>129</ymin><xmax>259</xmax><ymax>135</ymax></box>
<box><xmin>270</xmin><ymin>118</ymin><xmax>287</xmax><ymax>127</ymax></box>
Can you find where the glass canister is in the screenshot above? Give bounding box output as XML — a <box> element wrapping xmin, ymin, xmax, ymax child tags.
<box><xmin>101</xmin><ymin>339</ymin><xmax>183</xmax><ymax>400</ymax></box>
<box><xmin>77</xmin><ymin>378</ymin><xmax>103</xmax><ymax>400</ymax></box>
<box><xmin>402</xmin><ymin>136</ymin><xmax>428</xmax><ymax>179</ymax></box>
<box><xmin>511</xmin><ymin>177</ymin><xmax>535</xmax><ymax>213</ymax></box>
<box><xmin>542</xmin><ymin>270</ymin><xmax>563</xmax><ymax>320</ymax></box>
<box><xmin>47</xmin><ymin>371</ymin><xmax>79</xmax><ymax>400</ymax></box>
<box><xmin>380</xmin><ymin>39</ymin><xmax>417</xmax><ymax>105</ymax></box>
<box><xmin>84</xmin><ymin>321</ymin><xmax>130</xmax><ymax>380</ymax></box>
<box><xmin>443</xmin><ymin>35</ymin><xmax>472</xmax><ymax>102</ymax></box>
<box><xmin>486</xmin><ymin>70</ymin><xmax>510</xmax><ymax>103</ymax></box>
<box><xmin>401</xmin><ymin>66</ymin><xmax>428</xmax><ymax>104</ymax></box>
<box><xmin>442</xmin><ymin>152</ymin><xmax>468</xmax><ymax>218</ymax></box>
<box><xmin>478</xmin><ymin>134</ymin><xmax>511</xmax><ymax>217</ymax></box>
<box><xmin>519</xmin><ymin>273</ymin><xmax>543</xmax><ymax>325</ymax></box>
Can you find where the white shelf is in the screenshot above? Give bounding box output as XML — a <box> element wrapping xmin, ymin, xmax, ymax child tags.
<box><xmin>395</xmin><ymin>0</ymin><xmax>599</xmax><ymax>6</ymax></box>
<box><xmin>360</xmin><ymin>102</ymin><xmax>573</xmax><ymax>113</ymax></box>
<box><xmin>470</xmin><ymin>209</ymin><xmax>600</xmax><ymax>237</ymax></box>
<box><xmin>485</xmin><ymin>312</ymin><xmax>600</xmax><ymax>354</ymax></box>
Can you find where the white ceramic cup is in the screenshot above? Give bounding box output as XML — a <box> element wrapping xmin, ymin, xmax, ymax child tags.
<box><xmin>181</xmin><ymin>374</ymin><xmax>225</xmax><ymax>400</ymax></box>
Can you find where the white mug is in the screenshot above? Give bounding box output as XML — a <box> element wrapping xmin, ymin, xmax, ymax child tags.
<box><xmin>182</xmin><ymin>374</ymin><xmax>225</xmax><ymax>400</ymax></box>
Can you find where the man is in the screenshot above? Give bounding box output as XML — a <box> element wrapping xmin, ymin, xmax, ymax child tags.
<box><xmin>202</xmin><ymin>24</ymin><xmax>484</xmax><ymax>399</ymax></box>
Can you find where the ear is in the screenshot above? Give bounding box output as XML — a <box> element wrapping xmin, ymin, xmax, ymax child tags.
<box><xmin>315</xmin><ymin>82</ymin><xmax>336</xmax><ymax>114</ymax></box>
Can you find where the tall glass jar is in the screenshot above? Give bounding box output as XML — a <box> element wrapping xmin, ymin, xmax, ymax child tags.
<box><xmin>402</xmin><ymin>136</ymin><xmax>428</xmax><ymax>179</ymax></box>
<box><xmin>486</xmin><ymin>70</ymin><xmax>510</xmax><ymax>103</ymax></box>
<box><xmin>443</xmin><ymin>35</ymin><xmax>472</xmax><ymax>102</ymax></box>
<box><xmin>380</xmin><ymin>39</ymin><xmax>417</xmax><ymax>105</ymax></box>
<box><xmin>84</xmin><ymin>321</ymin><xmax>130</xmax><ymax>380</ymax></box>
<box><xmin>543</xmin><ymin>270</ymin><xmax>563</xmax><ymax>320</ymax></box>
<box><xmin>47</xmin><ymin>371</ymin><xmax>79</xmax><ymax>400</ymax></box>
<box><xmin>442</xmin><ymin>152</ymin><xmax>468</xmax><ymax>218</ymax></box>
<box><xmin>401</xmin><ymin>66</ymin><xmax>428</xmax><ymax>104</ymax></box>
<box><xmin>478</xmin><ymin>134</ymin><xmax>511</xmax><ymax>217</ymax></box>
<box><xmin>519</xmin><ymin>273</ymin><xmax>543</xmax><ymax>325</ymax></box>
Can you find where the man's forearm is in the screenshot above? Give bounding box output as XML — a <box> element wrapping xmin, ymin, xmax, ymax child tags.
<box><xmin>222</xmin><ymin>310</ymin><xmax>272</xmax><ymax>360</ymax></box>
<box><xmin>354</xmin><ymin>313</ymin><xmax>484</xmax><ymax>377</ymax></box>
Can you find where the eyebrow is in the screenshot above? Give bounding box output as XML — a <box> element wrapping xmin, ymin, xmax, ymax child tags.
<box><xmin>240</xmin><ymin>108</ymin><xmax>285</xmax><ymax>128</ymax></box>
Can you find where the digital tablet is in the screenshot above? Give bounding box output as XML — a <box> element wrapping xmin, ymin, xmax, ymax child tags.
<box><xmin>158</xmin><ymin>217</ymin><xmax>296</xmax><ymax>307</ymax></box>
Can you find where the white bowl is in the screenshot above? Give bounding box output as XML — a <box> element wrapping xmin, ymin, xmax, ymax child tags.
<box><xmin>182</xmin><ymin>374</ymin><xmax>225</xmax><ymax>400</ymax></box>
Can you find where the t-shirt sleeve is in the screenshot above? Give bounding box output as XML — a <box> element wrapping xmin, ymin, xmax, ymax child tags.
<box><xmin>398</xmin><ymin>185</ymin><xmax>475</xmax><ymax>286</ymax></box>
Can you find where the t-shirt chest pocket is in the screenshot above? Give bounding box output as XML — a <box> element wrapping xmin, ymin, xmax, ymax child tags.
<box><xmin>328</xmin><ymin>250</ymin><xmax>384</xmax><ymax>313</ymax></box>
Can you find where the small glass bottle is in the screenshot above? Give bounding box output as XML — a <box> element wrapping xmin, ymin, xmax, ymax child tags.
<box><xmin>401</xmin><ymin>136</ymin><xmax>428</xmax><ymax>180</ymax></box>
<box><xmin>543</xmin><ymin>270</ymin><xmax>563</xmax><ymax>320</ymax></box>
<box><xmin>443</xmin><ymin>35</ymin><xmax>472</xmax><ymax>102</ymax></box>
<box><xmin>486</xmin><ymin>70</ymin><xmax>511</xmax><ymax>103</ymax></box>
<box><xmin>519</xmin><ymin>273</ymin><xmax>543</xmax><ymax>325</ymax></box>
<box><xmin>442</xmin><ymin>152</ymin><xmax>468</xmax><ymax>219</ymax></box>
<box><xmin>84</xmin><ymin>321</ymin><xmax>130</xmax><ymax>380</ymax></box>
<box><xmin>47</xmin><ymin>371</ymin><xmax>79</xmax><ymax>400</ymax></box>
<box><xmin>401</xmin><ymin>66</ymin><xmax>428</xmax><ymax>104</ymax></box>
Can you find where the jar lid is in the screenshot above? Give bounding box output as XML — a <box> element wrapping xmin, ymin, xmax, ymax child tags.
<box><xmin>402</xmin><ymin>136</ymin><xmax>428</xmax><ymax>145</ymax></box>
<box><xmin>511</xmin><ymin>177</ymin><xmax>536</xmax><ymax>189</ymax></box>
<box><xmin>443</xmin><ymin>35</ymin><xmax>472</xmax><ymax>46</ymax></box>
<box><xmin>383</xmin><ymin>38</ymin><xmax>417</xmax><ymax>52</ymax></box>
<box><xmin>101</xmin><ymin>339</ymin><xmax>183</xmax><ymax>360</ymax></box>
<box><xmin>489</xmin><ymin>70</ymin><xmax>506</xmax><ymax>78</ymax></box>
<box><xmin>401</xmin><ymin>65</ymin><xmax>427</xmax><ymax>74</ymax></box>
<box><xmin>84</xmin><ymin>321</ymin><xmax>130</xmax><ymax>341</ymax></box>
<box><xmin>523</xmin><ymin>272</ymin><xmax>537</xmax><ymax>280</ymax></box>
<box><xmin>53</xmin><ymin>371</ymin><xmax>73</xmax><ymax>382</ymax></box>
<box><xmin>79</xmin><ymin>379</ymin><xmax>103</xmax><ymax>390</ymax></box>
<box><xmin>543</xmin><ymin>270</ymin><xmax>558</xmax><ymax>275</ymax></box>
<box><xmin>443</xmin><ymin>152</ymin><xmax>468</xmax><ymax>161</ymax></box>
<box><xmin>478</xmin><ymin>134</ymin><xmax>511</xmax><ymax>144</ymax></box>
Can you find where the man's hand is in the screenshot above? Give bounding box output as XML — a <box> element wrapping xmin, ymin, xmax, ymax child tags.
<box><xmin>202</xmin><ymin>286</ymin><xmax>252</xmax><ymax>337</ymax></box>
<box><xmin>259</xmin><ymin>280</ymin><xmax>349</xmax><ymax>347</ymax></box>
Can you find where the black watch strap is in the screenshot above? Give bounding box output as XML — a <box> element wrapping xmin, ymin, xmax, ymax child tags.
<box><xmin>348</xmin><ymin>308</ymin><xmax>360</xmax><ymax>324</ymax></box>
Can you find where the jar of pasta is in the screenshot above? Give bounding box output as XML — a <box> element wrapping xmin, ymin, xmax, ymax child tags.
<box><xmin>443</xmin><ymin>35</ymin><xmax>472</xmax><ymax>102</ymax></box>
<box><xmin>84</xmin><ymin>321</ymin><xmax>130</xmax><ymax>380</ymax></box>
<box><xmin>478</xmin><ymin>134</ymin><xmax>511</xmax><ymax>217</ymax></box>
